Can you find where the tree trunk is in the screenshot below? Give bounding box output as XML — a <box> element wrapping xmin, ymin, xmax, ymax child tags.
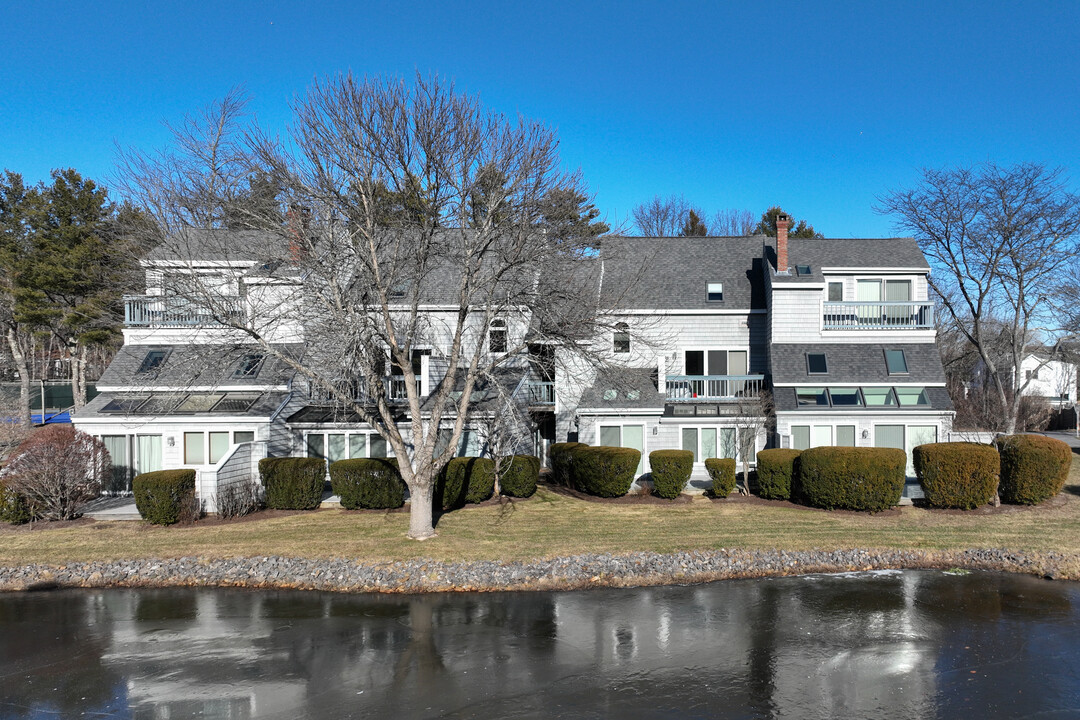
<box><xmin>71</xmin><ymin>344</ymin><xmax>87</xmax><ymax>410</ymax></box>
<box><xmin>407</xmin><ymin>480</ymin><xmax>437</xmax><ymax>540</ymax></box>
<box><xmin>6</xmin><ymin>327</ymin><xmax>31</xmax><ymax>429</ymax></box>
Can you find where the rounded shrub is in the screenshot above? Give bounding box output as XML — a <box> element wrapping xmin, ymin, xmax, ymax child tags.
<box><xmin>756</xmin><ymin>449</ymin><xmax>801</xmax><ymax>500</ymax></box>
<box><xmin>259</xmin><ymin>457</ymin><xmax>326</xmax><ymax>510</ymax></box>
<box><xmin>572</xmin><ymin>446</ymin><xmax>640</xmax><ymax>498</ymax></box>
<box><xmin>499</xmin><ymin>455</ymin><xmax>540</xmax><ymax>498</ymax></box>
<box><xmin>913</xmin><ymin>442</ymin><xmax>999</xmax><ymax>509</ymax></box>
<box><xmin>436</xmin><ymin>457</ymin><xmax>496</xmax><ymax>510</ymax></box>
<box><xmin>133</xmin><ymin>469</ymin><xmax>197</xmax><ymax>525</ymax></box>
<box><xmin>550</xmin><ymin>442</ymin><xmax>585</xmax><ymax>488</ymax></box>
<box><xmin>994</xmin><ymin>434</ymin><xmax>1072</xmax><ymax>505</ymax></box>
<box><xmin>649</xmin><ymin>450</ymin><xmax>693</xmax><ymax>499</ymax></box>
<box><xmin>796</xmin><ymin>447</ymin><xmax>906</xmax><ymax>512</ymax></box>
<box><xmin>329</xmin><ymin>458</ymin><xmax>405</xmax><ymax>510</ymax></box>
<box><xmin>705</xmin><ymin>457</ymin><xmax>737</xmax><ymax>498</ymax></box>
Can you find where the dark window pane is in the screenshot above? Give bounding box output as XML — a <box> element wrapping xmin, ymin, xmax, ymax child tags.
<box><xmin>138</xmin><ymin>351</ymin><xmax>168</xmax><ymax>374</ymax></box>
<box><xmin>685</xmin><ymin>351</ymin><xmax>705</xmax><ymax>376</ymax></box>
<box><xmin>828</xmin><ymin>282</ymin><xmax>843</xmax><ymax>302</ymax></box>
<box><xmin>829</xmin><ymin>387</ymin><xmax>862</xmax><ymax>406</ymax></box>
<box><xmin>796</xmin><ymin>387</ymin><xmax>829</xmax><ymax>406</ymax></box>
<box><xmin>806</xmin><ymin>353</ymin><xmax>828</xmax><ymax>374</ymax></box>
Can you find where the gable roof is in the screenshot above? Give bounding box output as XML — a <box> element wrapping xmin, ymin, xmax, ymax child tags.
<box><xmin>770</xmin><ymin>343</ymin><xmax>946</xmax><ymax>385</ymax></box>
<box><xmin>598</xmin><ymin>235</ymin><xmax>767</xmax><ymax>310</ymax></box>
<box><xmin>767</xmin><ymin>237</ymin><xmax>929</xmax><ymax>282</ymax></box>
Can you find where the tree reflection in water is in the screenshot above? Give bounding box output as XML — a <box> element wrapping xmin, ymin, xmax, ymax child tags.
<box><xmin>0</xmin><ymin>571</ymin><xmax>1078</xmax><ymax>719</ymax></box>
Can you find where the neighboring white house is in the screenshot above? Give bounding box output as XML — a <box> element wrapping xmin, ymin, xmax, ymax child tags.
<box><xmin>1021</xmin><ymin>349</ymin><xmax>1077</xmax><ymax>407</ymax></box>
<box><xmin>72</xmin><ymin>217</ymin><xmax>955</xmax><ymax>509</ymax></box>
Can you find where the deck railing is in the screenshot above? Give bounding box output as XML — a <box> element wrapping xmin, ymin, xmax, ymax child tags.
<box><xmin>823</xmin><ymin>301</ymin><xmax>934</xmax><ymax>330</ymax></box>
<box><xmin>666</xmin><ymin>375</ymin><xmax>765</xmax><ymax>402</ymax></box>
<box><xmin>387</xmin><ymin>376</ymin><xmax>421</xmax><ymax>401</ymax></box>
<box><xmin>527</xmin><ymin>381</ymin><xmax>555</xmax><ymax>405</ymax></box>
<box><xmin>124</xmin><ymin>295</ymin><xmax>245</xmax><ymax>327</ymax></box>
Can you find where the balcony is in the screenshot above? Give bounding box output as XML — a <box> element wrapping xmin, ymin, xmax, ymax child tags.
<box><xmin>823</xmin><ymin>301</ymin><xmax>934</xmax><ymax>330</ymax></box>
<box><xmin>387</xmin><ymin>376</ymin><xmax>421</xmax><ymax>401</ymax></box>
<box><xmin>124</xmin><ymin>295</ymin><xmax>245</xmax><ymax>328</ymax></box>
<box><xmin>527</xmin><ymin>380</ymin><xmax>555</xmax><ymax>405</ymax></box>
<box><xmin>666</xmin><ymin>375</ymin><xmax>765</xmax><ymax>403</ymax></box>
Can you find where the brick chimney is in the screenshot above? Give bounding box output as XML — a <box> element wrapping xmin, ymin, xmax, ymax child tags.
<box><xmin>775</xmin><ymin>212</ymin><xmax>791</xmax><ymax>274</ymax></box>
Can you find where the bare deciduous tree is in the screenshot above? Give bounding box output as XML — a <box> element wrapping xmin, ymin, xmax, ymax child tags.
<box><xmin>632</xmin><ymin>194</ymin><xmax>755</xmax><ymax>237</ymax></box>
<box><xmin>2</xmin><ymin>425</ymin><xmax>108</xmax><ymax>520</ymax></box>
<box><xmin>116</xmin><ymin>74</ymin><xmax>625</xmax><ymax>540</ymax></box>
<box><xmin>710</xmin><ymin>208</ymin><xmax>757</xmax><ymax>237</ymax></box>
<box><xmin>878</xmin><ymin>162</ymin><xmax>1080</xmax><ymax>435</ymax></box>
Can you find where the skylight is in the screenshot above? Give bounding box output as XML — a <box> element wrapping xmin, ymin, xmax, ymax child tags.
<box><xmin>795</xmin><ymin>265</ymin><xmax>812</xmax><ymax>276</ymax></box>
<box><xmin>796</xmin><ymin>387</ymin><xmax>829</xmax><ymax>406</ymax></box>
<box><xmin>884</xmin><ymin>349</ymin><xmax>909</xmax><ymax>374</ymax></box>
<box><xmin>137</xmin><ymin>350</ymin><xmax>168</xmax><ymax>374</ymax></box>
<box><xmin>806</xmin><ymin>353</ymin><xmax>828</xmax><ymax>374</ymax></box>
<box><xmin>706</xmin><ymin>282</ymin><xmax>724</xmax><ymax>302</ymax></box>
<box><xmin>233</xmin><ymin>353</ymin><xmax>265</xmax><ymax>379</ymax></box>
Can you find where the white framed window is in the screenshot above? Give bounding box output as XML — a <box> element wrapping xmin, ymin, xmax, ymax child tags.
<box><xmin>489</xmin><ymin>318</ymin><xmax>507</xmax><ymax>353</ymax></box>
<box><xmin>613</xmin><ymin>322</ymin><xmax>630</xmax><ymax>353</ymax></box>
<box><xmin>306</xmin><ymin>430</ymin><xmax>390</xmax><ymax>461</ymax></box>
<box><xmin>183</xmin><ymin>429</ymin><xmax>257</xmax><ymax>466</ymax></box>
<box><xmin>597</xmin><ymin>423</ymin><xmax>645</xmax><ymax>475</ymax></box>
<box><xmin>790</xmin><ymin>424</ymin><xmax>856</xmax><ymax>450</ymax></box>
<box><xmin>827</xmin><ymin>281</ymin><xmax>843</xmax><ymax>302</ymax></box>
<box><xmin>683</xmin><ymin>348</ymin><xmax>749</xmax><ymax>376</ymax></box>
<box><xmin>679</xmin><ymin>425</ymin><xmax>737</xmax><ymax>462</ymax></box>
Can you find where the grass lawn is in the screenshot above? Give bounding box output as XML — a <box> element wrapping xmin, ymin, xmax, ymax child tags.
<box><xmin>4</xmin><ymin>455</ymin><xmax>1080</xmax><ymax>567</ymax></box>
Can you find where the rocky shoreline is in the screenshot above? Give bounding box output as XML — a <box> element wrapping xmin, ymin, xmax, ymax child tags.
<box><xmin>1</xmin><ymin>547</ymin><xmax>1077</xmax><ymax>593</ymax></box>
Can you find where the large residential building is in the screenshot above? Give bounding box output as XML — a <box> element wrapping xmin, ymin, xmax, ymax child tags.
<box><xmin>72</xmin><ymin>216</ymin><xmax>954</xmax><ymax>509</ymax></box>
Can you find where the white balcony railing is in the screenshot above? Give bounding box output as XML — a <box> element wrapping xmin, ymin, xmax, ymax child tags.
<box><xmin>823</xmin><ymin>301</ymin><xmax>934</xmax><ymax>330</ymax></box>
<box><xmin>666</xmin><ymin>375</ymin><xmax>765</xmax><ymax>402</ymax></box>
<box><xmin>124</xmin><ymin>295</ymin><xmax>245</xmax><ymax>327</ymax></box>
<box><xmin>527</xmin><ymin>381</ymin><xmax>555</xmax><ymax>405</ymax></box>
<box><xmin>387</xmin><ymin>376</ymin><xmax>421</xmax><ymax>401</ymax></box>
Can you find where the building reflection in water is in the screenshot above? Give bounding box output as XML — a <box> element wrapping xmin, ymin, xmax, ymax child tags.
<box><xmin>1</xmin><ymin>571</ymin><xmax>1078</xmax><ymax>719</ymax></box>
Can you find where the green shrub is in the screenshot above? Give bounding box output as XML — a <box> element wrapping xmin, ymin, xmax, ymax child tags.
<box><xmin>133</xmin><ymin>469</ymin><xmax>197</xmax><ymax>525</ymax></box>
<box><xmin>705</xmin><ymin>457</ymin><xmax>737</xmax><ymax>498</ymax></box>
<box><xmin>329</xmin><ymin>458</ymin><xmax>405</xmax><ymax>510</ymax></box>
<box><xmin>796</xmin><ymin>447</ymin><xmax>906</xmax><ymax>512</ymax></box>
<box><xmin>550</xmin><ymin>442</ymin><xmax>585</xmax><ymax>488</ymax></box>
<box><xmin>572</xmin><ymin>446</ymin><xmax>640</xmax><ymax>497</ymax></box>
<box><xmin>913</xmin><ymin>442</ymin><xmax>999</xmax><ymax>509</ymax></box>
<box><xmin>259</xmin><ymin>457</ymin><xmax>326</xmax><ymax>510</ymax></box>
<box><xmin>756</xmin><ymin>449</ymin><xmax>801</xmax><ymax>500</ymax></box>
<box><xmin>994</xmin><ymin>434</ymin><xmax>1072</xmax><ymax>505</ymax></box>
<box><xmin>499</xmin><ymin>455</ymin><xmax>540</xmax><ymax>498</ymax></box>
<box><xmin>0</xmin><ymin>481</ymin><xmax>33</xmax><ymax>524</ymax></box>
<box><xmin>649</xmin><ymin>450</ymin><xmax>693</xmax><ymax>499</ymax></box>
<box><xmin>436</xmin><ymin>457</ymin><xmax>496</xmax><ymax>510</ymax></box>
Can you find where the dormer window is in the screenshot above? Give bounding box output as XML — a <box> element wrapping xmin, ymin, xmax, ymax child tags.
<box><xmin>706</xmin><ymin>283</ymin><xmax>724</xmax><ymax>302</ymax></box>
<box><xmin>884</xmin><ymin>349</ymin><xmax>909</xmax><ymax>375</ymax></box>
<box><xmin>613</xmin><ymin>322</ymin><xmax>630</xmax><ymax>353</ymax></box>
<box><xmin>233</xmin><ymin>353</ymin><xmax>265</xmax><ymax>379</ymax></box>
<box><xmin>806</xmin><ymin>353</ymin><xmax>828</xmax><ymax>375</ymax></box>
<box><xmin>137</xmin><ymin>350</ymin><xmax>169</xmax><ymax>374</ymax></box>
<box><xmin>489</xmin><ymin>319</ymin><xmax>507</xmax><ymax>353</ymax></box>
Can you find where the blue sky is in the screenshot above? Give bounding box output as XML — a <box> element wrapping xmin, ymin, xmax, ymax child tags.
<box><xmin>3</xmin><ymin>1</ymin><xmax>1079</xmax><ymax>237</ymax></box>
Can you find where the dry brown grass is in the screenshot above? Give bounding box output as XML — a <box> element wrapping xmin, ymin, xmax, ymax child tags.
<box><xmin>4</xmin><ymin>455</ymin><xmax>1080</xmax><ymax>567</ymax></box>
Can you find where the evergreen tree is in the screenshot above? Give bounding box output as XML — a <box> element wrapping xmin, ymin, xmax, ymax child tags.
<box><xmin>680</xmin><ymin>209</ymin><xmax>709</xmax><ymax>236</ymax></box>
<box><xmin>754</xmin><ymin>206</ymin><xmax>822</xmax><ymax>238</ymax></box>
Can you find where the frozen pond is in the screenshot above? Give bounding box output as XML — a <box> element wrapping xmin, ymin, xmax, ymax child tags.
<box><xmin>2</xmin><ymin>570</ymin><xmax>1079</xmax><ymax>718</ymax></box>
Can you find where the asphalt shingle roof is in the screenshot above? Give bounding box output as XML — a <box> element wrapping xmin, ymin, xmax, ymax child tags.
<box><xmin>578</xmin><ymin>367</ymin><xmax>664</xmax><ymax>410</ymax></box>
<box><xmin>774</xmin><ymin>385</ymin><xmax>953</xmax><ymax>412</ymax></box>
<box><xmin>597</xmin><ymin>235</ymin><xmax>768</xmax><ymax>310</ymax></box>
<box><xmin>770</xmin><ymin>343</ymin><xmax>946</xmax><ymax>385</ymax></box>
<box><xmin>767</xmin><ymin>237</ymin><xmax>929</xmax><ymax>282</ymax></box>
<box><xmin>96</xmin><ymin>344</ymin><xmax>303</xmax><ymax>389</ymax></box>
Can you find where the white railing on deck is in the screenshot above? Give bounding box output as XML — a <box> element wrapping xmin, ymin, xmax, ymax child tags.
<box><xmin>823</xmin><ymin>301</ymin><xmax>934</xmax><ymax>330</ymax></box>
<box><xmin>527</xmin><ymin>381</ymin><xmax>555</xmax><ymax>405</ymax></box>
<box><xmin>665</xmin><ymin>375</ymin><xmax>765</xmax><ymax>402</ymax></box>
<box><xmin>124</xmin><ymin>295</ymin><xmax>245</xmax><ymax>327</ymax></box>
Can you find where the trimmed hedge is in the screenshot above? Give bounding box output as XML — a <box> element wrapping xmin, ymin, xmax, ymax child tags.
<box><xmin>499</xmin><ymin>455</ymin><xmax>540</xmax><ymax>498</ymax></box>
<box><xmin>994</xmin><ymin>434</ymin><xmax>1072</xmax><ymax>505</ymax></box>
<box><xmin>649</xmin><ymin>450</ymin><xmax>693</xmax><ymax>499</ymax></box>
<box><xmin>705</xmin><ymin>457</ymin><xmax>737</xmax><ymax>498</ymax></box>
<box><xmin>329</xmin><ymin>458</ymin><xmax>405</xmax><ymax>510</ymax></box>
<box><xmin>913</xmin><ymin>442</ymin><xmax>999</xmax><ymax>509</ymax></box>
<box><xmin>572</xmin><ymin>445</ymin><xmax>640</xmax><ymax>498</ymax></box>
<box><xmin>0</xmin><ymin>482</ymin><xmax>33</xmax><ymax>524</ymax></box>
<box><xmin>756</xmin><ymin>449</ymin><xmax>801</xmax><ymax>501</ymax></box>
<box><xmin>437</xmin><ymin>457</ymin><xmax>496</xmax><ymax>510</ymax></box>
<box><xmin>796</xmin><ymin>447</ymin><xmax>906</xmax><ymax>512</ymax></box>
<box><xmin>259</xmin><ymin>457</ymin><xmax>326</xmax><ymax>510</ymax></box>
<box><xmin>550</xmin><ymin>442</ymin><xmax>585</xmax><ymax>488</ymax></box>
<box><xmin>133</xmin><ymin>469</ymin><xmax>197</xmax><ymax>525</ymax></box>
